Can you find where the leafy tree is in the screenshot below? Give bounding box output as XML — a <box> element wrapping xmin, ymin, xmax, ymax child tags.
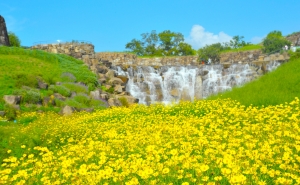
<box><xmin>176</xmin><ymin>42</ymin><xmax>196</xmax><ymax>56</ymax></box>
<box><xmin>8</xmin><ymin>31</ymin><xmax>21</xmax><ymax>47</ymax></box>
<box><xmin>125</xmin><ymin>30</ymin><xmax>194</xmax><ymax>57</ymax></box>
<box><xmin>158</xmin><ymin>30</ymin><xmax>184</xmax><ymax>56</ymax></box>
<box><xmin>125</xmin><ymin>39</ymin><xmax>144</xmax><ymax>56</ymax></box>
<box><xmin>262</xmin><ymin>31</ymin><xmax>291</xmax><ymax>53</ymax></box>
<box><xmin>229</xmin><ymin>35</ymin><xmax>250</xmax><ymax>49</ymax></box>
<box><xmin>197</xmin><ymin>43</ymin><xmax>225</xmax><ymax>64</ymax></box>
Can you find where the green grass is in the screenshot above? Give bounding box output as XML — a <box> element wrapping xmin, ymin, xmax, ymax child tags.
<box><xmin>0</xmin><ymin>46</ymin><xmax>99</xmax><ymax>111</ymax></box>
<box><xmin>0</xmin><ymin>46</ymin><xmax>97</xmax><ymax>96</ymax></box>
<box><xmin>207</xmin><ymin>57</ymin><xmax>300</xmax><ymax>107</ymax></box>
<box><xmin>221</xmin><ymin>44</ymin><xmax>262</xmax><ymax>53</ymax></box>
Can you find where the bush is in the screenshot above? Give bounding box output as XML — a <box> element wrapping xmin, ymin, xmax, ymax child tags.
<box><xmin>4</xmin><ymin>104</ymin><xmax>17</xmax><ymax>121</ymax></box>
<box><xmin>73</xmin><ymin>93</ymin><xmax>90</xmax><ymax>106</ymax></box>
<box><xmin>262</xmin><ymin>30</ymin><xmax>291</xmax><ymax>54</ymax></box>
<box><xmin>288</xmin><ymin>48</ymin><xmax>300</xmax><ymax>60</ymax></box>
<box><xmin>8</xmin><ymin>32</ymin><xmax>21</xmax><ymax>47</ymax></box>
<box><xmin>49</xmin><ymin>85</ymin><xmax>71</xmax><ymax>97</ymax></box>
<box><xmin>62</xmin><ymin>83</ymin><xmax>88</xmax><ymax>94</ymax></box>
<box><xmin>13</xmin><ymin>89</ymin><xmax>41</xmax><ymax>104</ymax></box>
<box><xmin>14</xmin><ymin>73</ymin><xmax>38</xmax><ymax>88</ymax></box>
<box><xmin>61</xmin><ymin>72</ymin><xmax>77</xmax><ymax>82</ymax></box>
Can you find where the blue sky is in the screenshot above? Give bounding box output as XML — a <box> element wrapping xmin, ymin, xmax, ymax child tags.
<box><xmin>1</xmin><ymin>0</ymin><xmax>300</xmax><ymax>52</ymax></box>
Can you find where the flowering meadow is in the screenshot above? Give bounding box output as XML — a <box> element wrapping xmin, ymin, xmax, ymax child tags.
<box><xmin>1</xmin><ymin>98</ymin><xmax>300</xmax><ymax>185</ymax></box>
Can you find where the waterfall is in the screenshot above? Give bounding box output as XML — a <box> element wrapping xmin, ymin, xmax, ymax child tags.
<box><xmin>113</xmin><ymin>61</ymin><xmax>281</xmax><ymax>105</ymax></box>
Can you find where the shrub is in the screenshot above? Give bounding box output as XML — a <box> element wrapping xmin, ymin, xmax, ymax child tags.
<box><xmin>73</xmin><ymin>93</ymin><xmax>90</xmax><ymax>106</ymax></box>
<box><xmin>62</xmin><ymin>83</ymin><xmax>88</xmax><ymax>94</ymax></box>
<box><xmin>14</xmin><ymin>73</ymin><xmax>38</xmax><ymax>88</ymax></box>
<box><xmin>262</xmin><ymin>30</ymin><xmax>291</xmax><ymax>54</ymax></box>
<box><xmin>13</xmin><ymin>89</ymin><xmax>41</xmax><ymax>104</ymax></box>
<box><xmin>4</xmin><ymin>104</ymin><xmax>17</xmax><ymax>121</ymax></box>
<box><xmin>8</xmin><ymin>32</ymin><xmax>21</xmax><ymax>47</ymax></box>
<box><xmin>23</xmin><ymin>90</ymin><xmax>41</xmax><ymax>104</ymax></box>
<box><xmin>61</xmin><ymin>72</ymin><xmax>77</xmax><ymax>82</ymax></box>
<box><xmin>49</xmin><ymin>85</ymin><xmax>71</xmax><ymax>97</ymax></box>
<box><xmin>288</xmin><ymin>48</ymin><xmax>300</xmax><ymax>60</ymax></box>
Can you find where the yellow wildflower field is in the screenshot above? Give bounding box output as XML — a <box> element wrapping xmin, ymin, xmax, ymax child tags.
<box><xmin>1</xmin><ymin>98</ymin><xmax>300</xmax><ymax>184</ymax></box>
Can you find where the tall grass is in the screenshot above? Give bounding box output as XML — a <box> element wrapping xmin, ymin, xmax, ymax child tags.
<box><xmin>208</xmin><ymin>57</ymin><xmax>300</xmax><ymax>107</ymax></box>
<box><xmin>221</xmin><ymin>44</ymin><xmax>262</xmax><ymax>53</ymax></box>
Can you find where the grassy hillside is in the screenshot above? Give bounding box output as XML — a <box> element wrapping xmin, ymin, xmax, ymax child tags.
<box><xmin>0</xmin><ymin>46</ymin><xmax>106</xmax><ymax>115</ymax></box>
<box><xmin>207</xmin><ymin>57</ymin><xmax>300</xmax><ymax>107</ymax></box>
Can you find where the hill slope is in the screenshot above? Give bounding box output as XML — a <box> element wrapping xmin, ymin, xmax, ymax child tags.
<box><xmin>0</xmin><ymin>46</ymin><xmax>106</xmax><ymax>115</ymax></box>
<box><xmin>208</xmin><ymin>57</ymin><xmax>300</xmax><ymax>107</ymax></box>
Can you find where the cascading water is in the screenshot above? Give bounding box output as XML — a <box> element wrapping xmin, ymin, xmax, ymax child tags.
<box><xmin>113</xmin><ymin>61</ymin><xmax>281</xmax><ymax>105</ymax></box>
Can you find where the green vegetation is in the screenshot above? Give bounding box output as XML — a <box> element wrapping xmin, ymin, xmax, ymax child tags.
<box><xmin>208</xmin><ymin>57</ymin><xmax>300</xmax><ymax>107</ymax></box>
<box><xmin>197</xmin><ymin>35</ymin><xmax>251</xmax><ymax>63</ymax></box>
<box><xmin>221</xmin><ymin>44</ymin><xmax>262</xmax><ymax>53</ymax></box>
<box><xmin>8</xmin><ymin>32</ymin><xmax>21</xmax><ymax>47</ymax></box>
<box><xmin>262</xmin><ymin>30</ymin><xmax>291</xmax><ymax>53</ymax></box>
<box><xmin>125</xmin><ymin>30</ymin><xmax>196</xmax><ymax>56</ymax></box>
<box><xmin>0</xmin><ymin>46</ymin><xmax>106</xmax><ymax>118</ymax></box>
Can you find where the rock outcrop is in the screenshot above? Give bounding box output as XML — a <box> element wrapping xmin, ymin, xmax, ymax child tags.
<box><xmin>286</xmin><ymin>32</ymin><xmax>300</xmax><ymax>46</ymax></box>
<box><xmin>0</xmin><ymin>15</ymin><xmax>10</xmax><ymax>46</ymax></box>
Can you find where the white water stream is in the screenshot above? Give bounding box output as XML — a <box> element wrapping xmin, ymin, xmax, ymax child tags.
<box><xmin>113</xmin><ymin>61</ymin><xmax>281</xmax><ymax>105</ymax></box>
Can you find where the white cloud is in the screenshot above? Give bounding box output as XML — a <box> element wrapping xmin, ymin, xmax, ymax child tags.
<box><xmin>251</xmin><ymin>36</ymin><xmax>264</xmax><ymax>44</ymax></box>
<box><xmin>185</xmin><ymin>25</ymin><xmax>232</xmax><ymax>49</ymax></box>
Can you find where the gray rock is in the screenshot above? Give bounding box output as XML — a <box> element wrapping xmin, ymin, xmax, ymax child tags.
<box><xmin>38</xmin><ymin>81</ymin><xmax>48</xmax><ymax>90</ymax></box>
<box><xmin>0</xmin><ymin>16</ymin><xmax>10</xmax><ymax>46</ymax></box>
<box><xmin>3</xmin><ymin>95</ymin><xmax>22</xmax><ymax>105</ymax></box>
<box><xmin>108</xmin><ymin>77</ymin><xmax>124</xmax><ymax>85</ymax></box>
<box><xmin>114</xmin><ymin>84</ymin><xmax>123</xmax><ymax>94</ymax></box>
<box><xmin>54</xmin><ymin>93</ymin><xmax>66</xmax><ymax>101</ymax></box>
<box><xmin>90</xmin><ymin>89</ymin><xmax>101</xmax><ymax>100</ymax></box>
<box><xmin>100</xmin><ymin>93</ymin><xmax>109</xmax><ymax>100</ymax></box>
<box><xmin>60</xmin><ymin>105</ymin><xmax>75</xmax><ymax>116</ymax></box>
<box><xmin>105</xmin><ymin>70</ymin><xmax>115</xmax><ymax>79</ymax></box>
<box><xmin>108</xmin><ymin>98</ymin><xmax>122</xmax><ymax>107</ymax></box>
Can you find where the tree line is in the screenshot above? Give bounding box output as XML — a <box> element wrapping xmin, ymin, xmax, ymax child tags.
<box><xmin>125</xmin><ymin>30</ymin><xmax>292</xmax><ymax>64</ymax></box>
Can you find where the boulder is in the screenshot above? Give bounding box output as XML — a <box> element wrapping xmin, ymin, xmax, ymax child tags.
<box><xmin>60</xmin><ymin>105</ymin><xmax>75</xmax><ymax>116</ymax></box>
<box><xmin>54</xmin><ymin>93</ymin><xmax>66</xmax><ymax>101</ymax></box>
<box><xmin>38</xmin><ymin>81</ymin><xmax>48</xmax><ymax>90</ymax></box>
<box><xmin>3</xmin><ymin>95</ymin><xmax>21</xmax><ymax>105</ymax></box>
<box><xmin>114</xmin><ymin>84</ymin><xmax>124</xmax><ymax>94</ymax></box>
<box><xmin>90</xmin><ymin>89</ymin><xmax>101</xmax><ymax>100</ymax></box>
<box><xmin>116</xmin><ymin>95</ymin><xmax>139</xmax><ymax>104</ymax></box>
<box><xmin>108</xmin><ymin>77</ymin><xmax>124</xmax><ymax>85</ymax></box>
<box><xmin>116</xmin><ymin>75</ymin><xmax>129</xmax><ymax>83</ymax></box>
<box><xmin>108</xmin><ymin>98</ymin><xmax>122</xmax><ymax>107</ymax></box>
<box><xmin>100</xmin><ymin>93</ymin><xmax>109</xmax><ymax>100</ymax></box>
<box><xmin>98</xmin><ymin>78</ymin><xmax>107</xmax><ymax>84</ymax></box>
<box><xmin>105</xmin><ymin>70</ymin><xmax>115</xmax><ymax>79</ymax></box>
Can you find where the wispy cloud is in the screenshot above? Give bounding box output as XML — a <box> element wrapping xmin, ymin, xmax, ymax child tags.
<box><xmin>185</xmin><ymin>25</ymin><xmax>232</xmax><ymax>49</ymax></box>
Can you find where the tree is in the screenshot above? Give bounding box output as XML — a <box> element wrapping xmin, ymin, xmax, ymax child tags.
<box><xmin>8</xmin><ymin>31</ymin><xmax>21</xmax><ymax>47</ymax></box>
<box><xmin>197</xmin><ymin>43</ymin><xmax>225</xmax><ymax>64</ymax></box>
<box><xmin>125</xmin><ymin>39</ymin><xmax>144</xmax><ymax>56</ymax></box>
<box><xmin>158</xmin><ymin>30</ymin><xmax>184</xmax><ymax>56</ymax></box>
<box><xmin>262</xmin><ymin>31</ymin><xmax>291</xmax><ymax>53</ymax></box>
<box><xmin>229</xmin><ymin>35</ymin><xmax>249</xmax><ymax>49</ymax></box>
<box><xmin>125</xmin><ymin>30</ymin><xmax>193</xmax><ymax>57</ymax></box>
<box><xmin>176</xmin><ymin>42</ymin><xmax>196</xmax><ymax>56</ymax></box>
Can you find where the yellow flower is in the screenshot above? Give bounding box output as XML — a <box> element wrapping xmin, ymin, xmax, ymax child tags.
<box><xmin>7</xmin><ymin>150</ymin><xmax>11</xmax><ymax>154</ymax></box>
<box><xmin>182</xmin><ymin>182</ymin><xmax>189</xmax><ymax>185</ymax></box>
<box><xmin>21</xmin><ymin>145</ymin><xmax>26</xmax><ymax>149</ymax></box>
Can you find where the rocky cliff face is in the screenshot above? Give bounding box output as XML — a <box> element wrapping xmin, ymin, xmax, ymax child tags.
<box><xmin>0</xmin><ymin>15</ymin><xmax>10</xmax><ymax>46</ymax></box>
<box><xmin>286</xmin><ymin>32</ymin><xmax>300</xmax><ymax>46</ymax></box>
